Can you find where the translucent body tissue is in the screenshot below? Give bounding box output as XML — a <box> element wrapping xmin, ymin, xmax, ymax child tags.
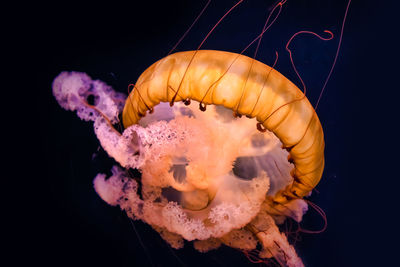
<box><xmin>53</xmin><ymin>71</ymin><xmax>309</xmax><ymax>267</ymax></box>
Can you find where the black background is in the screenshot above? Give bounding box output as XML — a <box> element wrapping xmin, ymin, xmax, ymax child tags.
<box><xmin>18</xmin><ymin>0</ymin><xmax>398</xmax><ymax>266</ymax></box>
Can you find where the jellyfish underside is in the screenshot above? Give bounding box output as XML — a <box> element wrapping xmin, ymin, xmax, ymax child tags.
<box><xmin>53</xmin><ymin>72</ymin><xmax>308</xmax><ymax>267</ymax></box>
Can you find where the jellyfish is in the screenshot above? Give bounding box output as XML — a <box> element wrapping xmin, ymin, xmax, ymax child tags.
<box><xmin>51</xmin><ymin>1</ymin><xmax>351</xmax><ymax>266</ymax></box>
<box><xmin>53</xmin><ymin>50</ymin><xmax>318</xmax><ymax>266</ymax></box>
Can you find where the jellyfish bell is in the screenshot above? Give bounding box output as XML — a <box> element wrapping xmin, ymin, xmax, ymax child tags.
<box><xmin>52</xmin><ymin>50</ymin><xmax>322</xmax><ymax>267</ymax></box>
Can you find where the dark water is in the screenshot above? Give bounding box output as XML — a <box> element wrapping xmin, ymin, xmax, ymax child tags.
<box><xmin>27</xmin><ymin>0</ymin><xmax>396</xmax><ymax>266</ymax></box>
